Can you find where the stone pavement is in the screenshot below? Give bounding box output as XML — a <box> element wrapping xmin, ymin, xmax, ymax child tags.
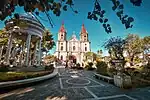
<box><xmin>0</xmin><ymin>68</ymin><xmax>150</xmax><ymax>100</ymax></box>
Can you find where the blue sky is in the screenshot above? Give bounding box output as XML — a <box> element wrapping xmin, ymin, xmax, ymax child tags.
<box><xmin>0</xmin><ymin>0</ymin><xmax>150</xmax><ymax>56</ymax></box>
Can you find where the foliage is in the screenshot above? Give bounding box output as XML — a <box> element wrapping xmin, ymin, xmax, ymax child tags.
<box><xmin>142</xmin><ymin>36</ymin><xmax>150</xmax><ymax>64</ymax></box>
<box><xmin>142</xmin><ymin>36</ymin><xmax>150</xmax><ymax>53</ymax></box>
<box><xmin>96</xmin><ymin>61</ymin><xmax>108</xmax><ymax>76</ymax></box>
<box><xmin>87</xmin><ymin>0</ymin><xmax>141</xmax><ymax>33</ymax></box>
<box><xmin>85</xmin><ymin>62</ymin><xmax>95</xmax><ymax>70</ymax></box>
<box><xmin>107</xmin><ymin>67</ymin><xmax>117</xmax><ymax>77</ymax></box>
<box><xmin>140</xmin><ymin>63</ymin><xmax>150</xmax><ymax>79</ymax></box>
<box><xmin>44</xmin><ymin>55</ymin><xmax>56</xmax><ymax>63</ymax></box>
<box><xmin>42</xmin><ymin>29</ymin><xmax>55</xmax><ymax>51</ymax></box>
<box><xmin>73</xmin><ymin>63</ymin><xmax>83</xmax><ymax>70</ymax></box>
<box><xmin>97</xmin><ymin>49</ymin><xmax>103</xmax><ymax>56</ymax></box>
<box><xmin>0</xmin><ymin>0</ymin><xmax>77</xmax><ymax>28</ymax></box>
<box><xmin>0</xmin><ymin>29</ymin><xmax>8</xmax><ymax>46</ymax></box>
<box><xmin>0</xmin><ymin>0</ymin><xmax>143</xmax><ymax>33</ymax></box>
<box><xmin>84</xmin><ymin>52</ymin><xmax>97</xmax><ymax>62</ymax></box>
<box><xmin>88</xmin><ymin>62</ymin><xmax>93</xmax><ymax>67</ymax></box>
<box><xmin>133</xmin><ymin>56</ymin><xmax>142</xmax><ymax>64</ymax></box>
<box><xmin>124</xmin><ymin>34</ymin><xmax>143</xmax><ymax>66</ymax></box>
<box><xmin>124</xmin><ymin>67</ymin><xmax>137</xmax><ymax>76</ymax></box>
<box><xmin>103</xmin><ymin>36</ymin><xmax>125</xmax><ymax>60</ymax></box>
<box><xmin>0</xmin><ymin>66</ymin><xmax>9</xmax><ymax>72</ymax></box>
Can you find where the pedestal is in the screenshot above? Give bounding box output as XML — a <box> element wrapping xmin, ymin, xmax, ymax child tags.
<box><xmin>112</xmin><ymin>59</ymin><xmax>132</xmax><ymax>88</ymax></box>
<box><xmin>114</xmin><ymin>75</ymin><xmax>132</xmax><ymax>88</ymax></box>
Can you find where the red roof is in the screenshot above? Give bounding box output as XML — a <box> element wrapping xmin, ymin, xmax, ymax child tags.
<box><xmin>59</xmin><ymin>22</ymin><xmax>66</xmax><ymax>33</ymax></box>
<box><xmin>81</xmin><ymin>24</ymin><xmax>87</xmax><ymax>33</ymax></box>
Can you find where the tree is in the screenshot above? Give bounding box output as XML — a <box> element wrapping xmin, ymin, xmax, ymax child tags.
<box><xmin>97</xmin><ymin>49</ymin><xmax>103</xmax><ymax>56</ymax></box>
<box><xmin>103</xmin><ymin>36</ymin><xmax>125</xmax><ymax>60</ymax></box>
<box><xmin>0</xmin><ymin>29</ymin><xmax>8</xmax><ymax>46</ymax></box>
<box><xmin>43</xmin><ymin>55</ymin><xmax>56</xmax><ymax>63</ymax></box>
<box><xmin>84</xmin><ymin>52</ymin><xmax>97</xmax><ymax>62</ymax></box>
<box><xmin>42</xmin><ymin>29</ymin><xmax>55</xmax><ymax>53</ymax></box>
<box><xmin>0</xmin><ymin>0</ymin><xmax>143</xmax><ymax>33</ymax></box>
<box><xmin>142</xmin><ymin>36</ymin><xmax>150</xmax><ymax>64</ymax></box>
<box><xmin>124</xmin><ymin>34</ymin><xmax>143</xmax><ymax>66</ymax></box>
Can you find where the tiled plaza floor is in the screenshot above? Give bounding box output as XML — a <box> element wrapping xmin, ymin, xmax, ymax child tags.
<box><xmin>0</xmin><ymin>68</ymin><xmax>150</xmax><ymax>100</ymax></box>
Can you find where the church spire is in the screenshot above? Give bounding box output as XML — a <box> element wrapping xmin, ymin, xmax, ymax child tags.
<box><xmin>59</xmin><ymin>22</ymin><xmax>66</xmax><ymax>33</ymax></box>
<box><xmin>80</xmin><ymin>24</ymin><xmax>88</xmax><ymax>41</ymax></box>
<box><xmin>81</xmin><ymin>24</ymin><xmax>87</xmax><ymax>34</ymax></box>
<box><xmin>58</xmin><ymin>22</ymin><xmax>66</xmax><ymax>41</ymax></box>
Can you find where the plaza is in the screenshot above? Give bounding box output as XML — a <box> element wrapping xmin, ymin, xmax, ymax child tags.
<box><xmin>0</xmin><ymin>0</ymin><xmax>150</xmax><ymax>100</ymax></box>
<box><xmin>0</xmin><ymin>68</ymin><xmax>150</xmax><ymax>100</ymax></box>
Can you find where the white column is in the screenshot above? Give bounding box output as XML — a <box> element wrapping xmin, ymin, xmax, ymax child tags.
<box><xmin>0</xmin><ymin>46</ymin><xmax>4</xmax><ymax>61</ymax></box>
<box><xmin>19</xmin><ymin>42</ymin><xmax>25</xmax><ymax>66</ymax></box>
<box><xmin>37</xmin><ymin>38</ymin><xmax>42</xmax><ymax>66</ymax></box>
<box><xmin>25</xmin><ymin>34</ymin><xmax>31</xmax><ymax>66</ymax></box>
<box><xmin>33</xmin><ymin>41</ymin><xmax>38</xmax><ymax>65</ymax></box>
<box><xmin>5</xmin><ymin>33</ymin><xmax>13</xmax><ymax>64</ymax></box>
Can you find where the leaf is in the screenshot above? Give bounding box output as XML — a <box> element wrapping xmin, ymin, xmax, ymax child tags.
<box><xmin>104</xmin><ymin>19</ymin><xmax>108</xmax><ymax>23</ymax></box>
<box><xmin>74</xmin><ymin>10</ymin><xmax>78</xmax><ymax>14</ymax></box>
<box><xmin>99</xmin><ymin>18</ymin><xmax>103</xmax><ymax>23</ymax></box>
<box><xmin>128</xmin><ymin>17</ymin><xmax>134</xmax><ymax>22</ymax></box>
<box><xmin>119</xmin><ymin>4</ymin><xmax>124</xmax><ymax>9</ymax></box>
<box><xmin>63</xmin><ymin>5</ymin><xmax>67</xmax><ymax>11</ymax></box>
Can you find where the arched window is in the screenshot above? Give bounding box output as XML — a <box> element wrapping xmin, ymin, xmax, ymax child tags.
<box><xmin>61</xmin><ymin>56</ymin><xmax>63</xmax><ymax>60</ymax></box>
<box><xmin>73</xmin><ymin>46</ymin><xmax>76</xmax><ymax>51</ymax></box>
<box><xmin>61</xmin><ymin>34</ymin><xmax>63</xmax><ymax>39</ymax></box>
<box><xmin>85</xmin><ymin>47</ymin><xmax>87</xmax><ymax>51</ymax></box>
<box><xmin>61</xmin><ymin>46</ymin><xmax>63</xmax><ymax>50</ymax></box>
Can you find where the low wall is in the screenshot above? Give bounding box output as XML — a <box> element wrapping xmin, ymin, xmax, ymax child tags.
<box><xmin>0</xmin><ymin>68</ymin><xmax>58</xmax><ymax>88</ymax></box>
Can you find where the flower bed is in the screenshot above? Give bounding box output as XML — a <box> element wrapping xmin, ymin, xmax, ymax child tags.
<box><xmin>0</xmin><ymin>69</ymin><xmax>54</xmax><ymax>82</ymax></box>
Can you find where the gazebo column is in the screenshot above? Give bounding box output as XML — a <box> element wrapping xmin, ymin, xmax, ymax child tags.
<box><xmin>33</xmin><ymin>41</ymin><xmax>38</xmax><ymax>65</ymax></box>
<box><xmin>5</xmin><ymin>33</ymin><xmax>13</xmax><ymax>64</ymax></box>
<box><xmin>25</xmin><ymin>34</ymin><xmax>31</xmax><ymax>66</ymax></box>
<box><xmin>37</xmin><ymin>38</ymin><xmax>42</xmax><ymax>66</ymax></box>
<box><xmin>0</xmin><ymin>46</ymin><xmax>4</xmax><ymax>61</ymax></box>
<box><xmin>19</xmin><ymin>42</ymin><xmax>25</xmax><ymax>66</ymax></box>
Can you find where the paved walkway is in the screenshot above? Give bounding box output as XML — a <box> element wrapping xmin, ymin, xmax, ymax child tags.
<box><xmin>0</xmin><ymin>68</ymin><xmax>150</xmax><ymax>100</ymax></box>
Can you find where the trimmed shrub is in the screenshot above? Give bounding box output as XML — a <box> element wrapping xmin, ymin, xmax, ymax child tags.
<box><xmin>0</xmin><ymin>64</ymin><xmax>9</xmax><ymax>72</ymax></box>
<box><xmin>96</xmin><ymin>61</ymin><xmax>108</xmax><ymax>76</ymax></box>
<box><xmin>124</xmin><ymin>67</ymin><xmax>136</xmax><ymax>76</ymax></box>
<box><xmin>140</xmin><ymin>64</ymin><xmax>150</xmax><ymax>79</ymax></box>
<box><xmin>107</xmin><ymin>67</ymin><xmax>117</xmax><ymax>77</ymax></box>
<box><xmin>85</xmin><ymin>62</ymin><xmax>95</xmax><ymax>70</ymax></box>
<box><xmin>76</xmin><ymin>63</ymin><xmax>83</xmax><ymax>70</ymax></box>
<box><xmin>45</xmin><ymin>64</ymin><xmax>54</xmax><ymax>71</ymax></box>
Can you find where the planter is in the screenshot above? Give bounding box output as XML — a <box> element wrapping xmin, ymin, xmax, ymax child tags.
<box><xmin>114</xmin><ymin>75</ymin><xmax>132</xmax><ymax>88</ymax></box>
<box><xmin>0</xmin><ymin>68</ymin><xmax>58</xmax><ymax>88</ymax></box>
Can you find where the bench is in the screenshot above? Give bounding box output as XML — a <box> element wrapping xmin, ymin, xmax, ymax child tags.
<box><xmin>94</xmin><ymin>73</ymin><xmax>114</xmax><ymax>83</ymax></box>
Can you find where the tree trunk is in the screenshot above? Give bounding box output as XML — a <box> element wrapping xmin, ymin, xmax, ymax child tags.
<box><xmin>130</xmin><ymin>55</ymin><xmax>134</xmax><ymax>66</ymax></box>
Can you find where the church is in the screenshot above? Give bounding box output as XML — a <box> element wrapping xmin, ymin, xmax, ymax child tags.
<box><xmin>54</xmin><ymin>23</ymin><xmax>91</xmax><ymax>66</ymax></box>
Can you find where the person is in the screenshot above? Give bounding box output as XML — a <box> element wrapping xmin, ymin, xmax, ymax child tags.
<box><xmin>65</xmin><ymin>61</ymin><xmax>68</xmax><ymax>68</ymax></box>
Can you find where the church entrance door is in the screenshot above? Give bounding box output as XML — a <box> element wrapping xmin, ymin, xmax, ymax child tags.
<box><xmin>68</xmin><ymin>55</ymin><xmax>77</xmax><ymax>67</ymax></box>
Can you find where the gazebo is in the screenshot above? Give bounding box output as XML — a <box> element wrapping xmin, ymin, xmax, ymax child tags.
<box><xmin>4</xmin><ymin>13</ymin><xmax>45</xmax><ymax>66</ymax></box>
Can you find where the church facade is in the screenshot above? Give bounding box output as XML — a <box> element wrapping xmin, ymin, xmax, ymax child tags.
<box><xmin>54</xmin><ymin>23</ymin><xmax>91</xmax><ymax>66</ymax></box>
